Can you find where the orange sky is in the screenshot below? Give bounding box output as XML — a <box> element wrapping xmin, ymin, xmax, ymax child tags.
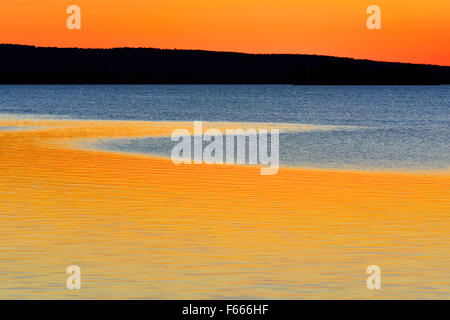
<box><xmin>0</xmin><ymin>0</ymin><xmax>449</xmax><ymax>65</ymax></box>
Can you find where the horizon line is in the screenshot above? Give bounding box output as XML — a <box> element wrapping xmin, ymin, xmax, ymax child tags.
<box><xmin>2</xmin><ymin>43</ymin><xmax>449</xmax><ymax>68</ymax></box>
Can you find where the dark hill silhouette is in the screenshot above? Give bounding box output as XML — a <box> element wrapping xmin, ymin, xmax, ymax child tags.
<box><xmin>1</xmin><ymin>44</ymin><xmax>449</xmax><ymax>84</ymax></box>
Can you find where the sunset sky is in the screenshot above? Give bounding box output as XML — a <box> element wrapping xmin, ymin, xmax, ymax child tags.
<box><xmin>1</xmin><ymin>0</ymin><xmax>449</xmax><ymax>66</ymax></box>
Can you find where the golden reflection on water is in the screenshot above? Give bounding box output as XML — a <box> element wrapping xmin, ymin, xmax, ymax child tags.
<box><xmin>0</xmin><ymin>119</ymin><xmax>449</xmax><ymax>299</ymax></box>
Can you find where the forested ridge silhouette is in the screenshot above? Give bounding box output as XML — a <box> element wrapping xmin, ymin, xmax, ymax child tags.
<box><xmin>1</xmin><ymin>44</ymin><xmax>449</xmax><ymax>84</ymax></box>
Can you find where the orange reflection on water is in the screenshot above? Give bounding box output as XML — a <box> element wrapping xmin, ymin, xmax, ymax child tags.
<box><xmin>0</xmin><ymin>119</ymin><xmax>449</xmax><ymax>299</ymax></box>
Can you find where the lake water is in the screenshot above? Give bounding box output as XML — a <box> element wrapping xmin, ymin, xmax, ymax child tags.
<box><xmin>0</xmin><ymin>85</ymin><xmax>449</xmax><ymax>299</ymax></box>
<box><xmin>0</xmin><ymin>85</ymin><xmax>449</xmax><ymax>171</ymax></box>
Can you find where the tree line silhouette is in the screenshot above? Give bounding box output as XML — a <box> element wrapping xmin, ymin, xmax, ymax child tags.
<box><xmin>1</xmin><ymin>44</ymin><xmax>449</xmax><ymax>84</ymax></box>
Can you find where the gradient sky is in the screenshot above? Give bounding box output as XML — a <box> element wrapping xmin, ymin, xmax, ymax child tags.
<box><xmin>1</xmin><ymin>0</ymin><xmax>449</xmax><ymax>65</ymax></box>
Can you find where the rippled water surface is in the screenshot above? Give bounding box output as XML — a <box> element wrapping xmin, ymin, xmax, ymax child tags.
<box><xmin>0</xmin><ymin>85</ymin><xmax>449</xmax><ymax>299</ymax></box>
<box><xmin>2</xmin><ymin>84</ymin><xmax>449</xmax><ymax>170</ymax></box>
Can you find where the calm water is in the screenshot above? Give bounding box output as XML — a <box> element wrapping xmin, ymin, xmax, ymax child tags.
<box><xmin>0</xmin><ymin>85</ymin><xmax>449</xmax><ymax>299</ymax></box>
<box><xmin>0</xmin><ymin>85</ymin><xmax>449</xmax><ymax>171</ymax></box>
